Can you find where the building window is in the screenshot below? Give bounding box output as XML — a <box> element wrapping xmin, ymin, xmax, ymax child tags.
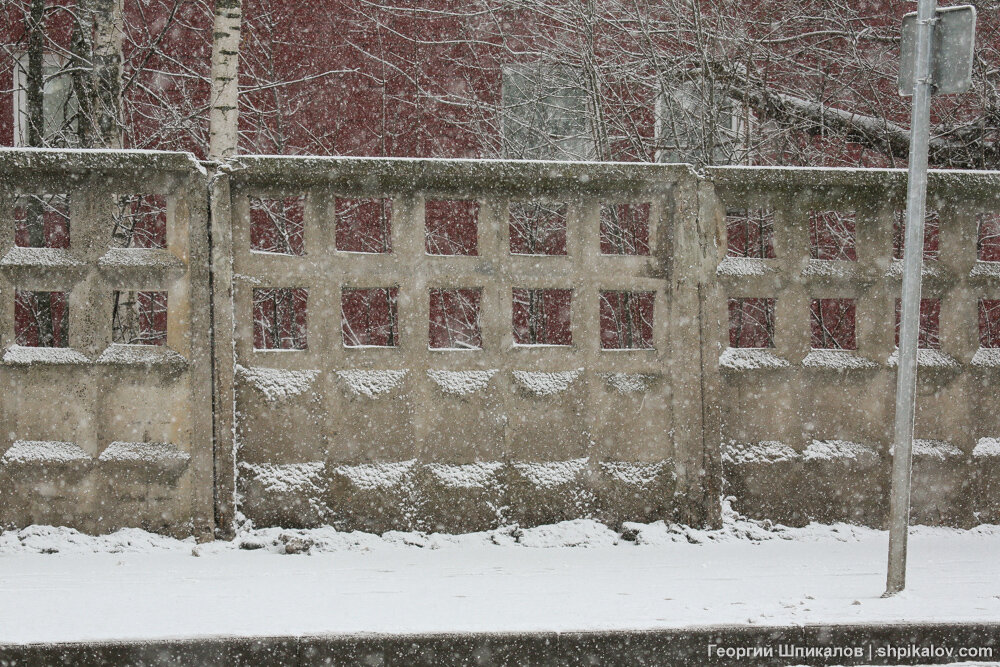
<box><xmin>501</xmin><ymin>64</ymin><xmax>594</xmax><ymax>161</ymax></box>
<box><xmin>656</xmin><ymin>81</ymin><xmax>750</xmax><ymax>166</ymax></box>
<box><xmin>12</xmin><ymin>52</ymin><xmax>79</xmax><ymax>147</ymax></box>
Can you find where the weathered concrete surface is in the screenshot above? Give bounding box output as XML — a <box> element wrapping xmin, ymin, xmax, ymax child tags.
<box><xmin>2</xmin><ymin>152</ymin><xmax>999</xmax><ymax>536</ymax></box>
<box><xmin>723</xmin><ymin>449</ymin><xmax>998</xmax><ymax>529</ymax></box>
<box><xmin>238</xmin><ymin>457</ymin><xmax>677</xmax><ymax>532</ymax></box>
<box><xmin>709</xmin><ymin>166</ymin><xmax>1000</xmax><ymax>529</ymax></box>
<box><xmin>228</xmin><ymin>161</ymin><xmax>1000</xmax><ymax>534</ymax></box>
<box><xmin>0</xmin><ymin>150</ymin><xmax>213</xmax><ymax>539</ymax></box>
<box><xmin>224</xmin><ymin>158</ymin><xmax>717</xmax><ymax>533</ymax></box>
<box><xmin>2</xmin><ymin>622</ymin><xmax>998</xmax><ymax>666</ymax></box>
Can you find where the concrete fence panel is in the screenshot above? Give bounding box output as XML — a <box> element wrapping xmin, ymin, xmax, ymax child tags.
<box><xmin>0</xmin><ymin>150</ymin><xmax>213</xmax><ymax>538</ymax></box>
<box><xmin>216</xmin><ymin>157</ymin><xmax>720</xmax><ymax>533</ymax></box>
<box><xmin>709</xmin><ymin>167</ymin><xmax>1000</xmax><ymax>528</ymax></box>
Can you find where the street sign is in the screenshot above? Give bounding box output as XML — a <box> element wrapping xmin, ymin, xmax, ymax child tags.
<box><xmin>899</xmin><ymin>5</ymin><xmax>977</xmax><ymax>96</ymax></box>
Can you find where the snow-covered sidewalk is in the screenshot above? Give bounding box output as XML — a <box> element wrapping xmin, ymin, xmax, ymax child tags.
<box><xmin>2</xmin><ymin>507</ymin><xmax>999</xmax><ymax>645</ymax></box>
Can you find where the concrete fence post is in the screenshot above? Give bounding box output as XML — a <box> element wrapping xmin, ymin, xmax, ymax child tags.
<box><xmin>668</xmin><ymin>169</ymin><xmax>723</xmax><ymax>527</ymax></box>
<box><xmin>209</xmin><ymin>166</ymin><xmax>237</xmax><ymax>537</ymax></box>
<box><xmin>184</xmin><ymin>170</ymin><xmax>218</xmax><ymax>542</ymax></box>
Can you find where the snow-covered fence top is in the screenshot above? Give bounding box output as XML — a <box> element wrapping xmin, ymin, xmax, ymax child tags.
<box><xmin>0</xmin><ymin>149</ymin><xmax>214</xmax><ymax>538</ymax></box>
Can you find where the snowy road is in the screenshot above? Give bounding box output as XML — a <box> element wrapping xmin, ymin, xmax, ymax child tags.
<box><xmin>1</xmin><ymin>519</ymin><xmax>999</xmax><ymax>645</ymax></box>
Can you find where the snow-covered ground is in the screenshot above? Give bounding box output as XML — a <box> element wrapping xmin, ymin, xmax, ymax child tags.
<box><xmin>1</xmin><ymin>503</ymin><xmax>999</xmax><ymax>645</ymax></box>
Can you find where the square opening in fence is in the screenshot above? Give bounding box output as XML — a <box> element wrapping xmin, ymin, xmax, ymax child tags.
<box><xmin>728</xmin><ymin>298</ymin><xmax>775</xmax><ymax>348</ymax></box>
<box><xmin>513</xmin><ymin>288</ymin><xmax>572</xmax><ymax>346</ymax></box>
<box><xmin>810</xmin><ymin>298</ymin><xmax>856</xmax><ymax>350</ymax></box>
<box><xmin>112</xmin><ymin>194</ymin><xmax>167</xmax><ymax>248</ymax></box>
<box><xmin>336</xmin><ymin>198</ymin><xmax>392</xmax><ymax>254</ymax></box>
<box><xmin>250</xmin><ymin>196</ymin><xmax>305</xmax><ymax>256</ymax></box>
<box><xmin>600</xmin><ymin>291</ymin><xmax>654</xmax><ymax>350</ymax></box>
<box><xmin>429</xmin><ymin>288</ymin><xmax>482</xmax><ymax>350</ymax></box>
<box><xmin>14</xmin><ymin>194</ymin><xmax>69</xmax><ymax>248</ymax></box>
<box><xmin>893</xmin><ymin>209</ymin><xmax>939</xmax><ymax>261</ymax></box>
<box><xmin>600</xmin><ymin>203</ymin><xmax>650</xmax><ymax>256</ymax></box>
<box><xmin>15</xmin><ymin>290</ymin><xmax>68</xmax><ymax>347</ymax></box>
<box><xmin>509</xmin><ymin>202</ymin><xmax>567</xmax><ymax>255</ymax></box>
<box><xmin>253</xmin><ymin>288</ymin><xmax>308</xmax><ymax>350</ymax></box>
<box><xmin>809</xmin><ymin>210</ymin><xmax>856</xmax><ymax>261</ymax></box>
<box><xmin>727</xmin><ymin>209</ymin><xmax>775</xmax><ymax>258</ymax></box>
<box><xmin>425</xmin><ymin>200</ymin><xmax>478</xmax><ymax>256</ymax></box>
<box><xmin>980</xmin><ymin>299</ymin><xmax>1000</xmax><ymax>348</ymax></box>
<box><xmin>978</xmin><ymin>212</ymin><xmax>1000</xmax><ymax>262</ymax></box>
<box><xmin>342</xmin><ymin>287</ymin><xmax>399</xmax><ymax>347</ymax></box>
<box><xmin>112</xmin><ymin>291</ymin><xmax>167</xmax><ymax>346</ymax></box>
<box><xmin>894</xmin><ymin>298</ymin><xmax>940</xmax><ymax>349</ymax></box>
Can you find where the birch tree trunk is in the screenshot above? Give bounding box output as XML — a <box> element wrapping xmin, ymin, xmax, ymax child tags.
<box><xmin>91</xmin><ymin>0</ymin><xmax>124</xmax><ymax>148</ymax></box>
<box><xmin>70</xmin><ymin>1</ymin><xmax>94</xmax><ymax>148</ymax></box>
<box><xmin>24</xmin><ymin>0</ymin><xmax>52</xmax><ymax>344</ymax></box>
<box><xmin>209</xmin><ymin>0</ymin><xmax>242</xmax><ymax>159</ymax></box>
<box><xmin>25</xmin><ymin>0</ymin><xmax>44</xmax><ymax>149</ymax></box>
<box><xmin>65</xmin><ymin>0</ymin><xmax>123</xmax><ymax>148</ymax></box>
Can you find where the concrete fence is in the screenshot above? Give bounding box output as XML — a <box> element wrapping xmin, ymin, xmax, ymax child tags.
<box><xmin>710</xmin><ymin>167</ymin><xmax>1000</xmax><ymax>528</ymax></box>
<box><xmin>0</xmin><ymin>149</ymin><xmax>996</xmax><ymax>537</ymax></box>
<box><xmin>0</xmin><ymin>150</ymin><xmax>214</xmax><ymax>538</ymax></box>
<box><xmin>212</xmin><ymin>157</ymin><xmax>720</xmax><ymax>533</ymax></box>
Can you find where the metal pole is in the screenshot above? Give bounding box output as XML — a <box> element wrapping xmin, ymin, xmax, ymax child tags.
<box><xmin>886</xmin><ymin>0</ymin><xmax>937</xmax><ymax>596</ymax></box>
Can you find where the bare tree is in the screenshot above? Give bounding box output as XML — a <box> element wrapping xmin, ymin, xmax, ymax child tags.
<box><xmin>22</xmin><ymin>0</ymin><xmax>44</xmax><ymax>148</ymax></box>
<box><xmin>11</xmin><ymin>0</ymin><xmax>996</xmax><ymax>167</ymax></box>
<box><xmin>209</xmin><ymin>0</ymin><xmax>240</xmax><ymax>158</ymax></box>
<box><xmin>429</xmin><ymin>288</ymin><xmax>482</xmax><ymax>350</ymax></box>
<box><xmin>90</xmin><ymin>0</ymin><xmax>125</xmax><ymax>147</ymax></box>
<box><xmin>342</xmin><ymin>0</ymin><xmax>1000</xmax><ymax>169</ymax></box>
